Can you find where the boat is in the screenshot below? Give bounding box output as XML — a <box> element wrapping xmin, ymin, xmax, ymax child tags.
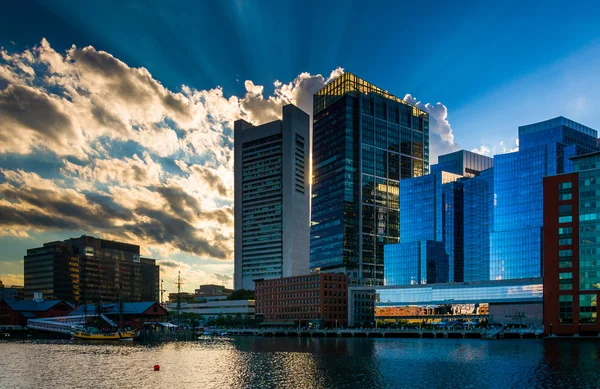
<box><xmin>72</xmin><ymin>325</ymin><xmax>137</xmax><ymax>341</ymax></box>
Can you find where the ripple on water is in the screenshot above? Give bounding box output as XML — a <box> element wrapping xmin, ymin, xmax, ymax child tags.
<box><xmin>1</xmin><ymin>338</ymin><xmax>600</xmax><ymax>389</ymax></box>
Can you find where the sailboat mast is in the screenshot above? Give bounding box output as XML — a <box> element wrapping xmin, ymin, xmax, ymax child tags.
<box><xmin>176</xmin><ymin>271</ymin><xmax>181</xmax><ymax>328</ymax></box>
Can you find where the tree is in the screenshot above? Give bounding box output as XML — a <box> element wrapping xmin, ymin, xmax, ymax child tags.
<box><xmin>227</xmin><ymin>289</ymin><xmax>255</xmax><ymax>301</ymax></box>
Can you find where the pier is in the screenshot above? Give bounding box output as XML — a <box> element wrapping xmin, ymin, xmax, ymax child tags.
<box><xmin>222</xmin><ymin>327</ymin><xmax>544</xmax><ymax>339</ymax></box>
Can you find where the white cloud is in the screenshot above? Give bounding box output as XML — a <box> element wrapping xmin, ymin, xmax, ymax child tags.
<box><xmin>403</xmin><ymin>94</ymin><xmax>460</xmax><ymax>163</ymax></box>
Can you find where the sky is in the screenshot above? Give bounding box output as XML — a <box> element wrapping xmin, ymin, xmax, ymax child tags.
<box><xmin>1</xmin><ymin>0</ymin><xmax>600</xmax><ymax>294</ymax></box>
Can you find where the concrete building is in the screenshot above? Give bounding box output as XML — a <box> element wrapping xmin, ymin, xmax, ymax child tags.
<box><xmin>254</xmin><ymin>273</ymin><xmax>348</xmax><ymax>328</ymax></box>
<box><xmin>234</xmin><ymin>104</ymin><xmax>311</xmax><ymax>290</ymax></box>
<box><xmin>194</xmin><ymin>284</ymin><xmax>233</xmax><ymax>300</ymax></box>
<box><xmin>543</xmin><ymin>152</ymin><xmax>600</xmax><ymax>336</ymax></box>
<box><xmin>24</xmin><ymin>236</ymin><xmax>159</xmax><ymax>303</ymax></box>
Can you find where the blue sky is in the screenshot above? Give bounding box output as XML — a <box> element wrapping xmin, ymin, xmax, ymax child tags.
<box><xmin>1</xmin><ymin>0</ymin><xmax>600</xmax><ymax>293</ymax></box>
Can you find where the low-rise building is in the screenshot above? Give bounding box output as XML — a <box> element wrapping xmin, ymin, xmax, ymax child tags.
<box><xmin>374</xmin><ymin>278</ymin><xmax>543</xmax><ymax>327</ymax></box>
<box><xmin>254</xmin><ymin>273</ymin><xmax>348</xmax><ymax>328</ymax></box>
<box><xmin>0</xmin><ymin>284</ymin><xmax>24</xmax><ymax>301</ymax></box>
<box><xmin>168</xmin><ymin>292</ymin><xmax>195</xmax><ymax>303</ymax></box>
<box><xmin>0</xmin><ymin>298</ymin><xmax>74</xmax><ymax>329</ymax></box>
<box><xmin>167</xmin><ymin>300</ymin><xmax>255</xmax><ymax>320</ymax></box>
<box><xmin>194</xmin><ymin>284</ymin><xmax>233</xmax><ymax>301</ymax></box>
<box><xmin>69</xmin><ymin>302</ymin><xmax>168</xmax><ymax>329</ymax></box>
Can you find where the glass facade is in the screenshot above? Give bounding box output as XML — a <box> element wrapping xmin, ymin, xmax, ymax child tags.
<box><xmin>384</xmin><ymin>241</ymin><xmax>448</xmax><ymax>285</ymax></box>
<box><xmin>311</xmin><ymin>72</ymin><xmax>429</xmax><ymax>286</ymax></box>
<box><xmin>491</xmin><ymin>117</ymin><xmax>600</xmax><ymax>280</ymax></box>
<box><xmin>463</xmin><ymin>168</ymin><xmax>494</xmax><ymax>282</ymax></box>
<box><xmin>431</xmin><ymin>150</ymin><xmax>494</xmax><ymax>178</ymax></box>
<box><xmin>377</xmin><ymin>278</ymin><xmax>543</xmax><ymax>306</ymax></box>
<box><xmin>574</xmin><ymin>153</ymin><xmax>600</xmax><ymax>292</ymax></box>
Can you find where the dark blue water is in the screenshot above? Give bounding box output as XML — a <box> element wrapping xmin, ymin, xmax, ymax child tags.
<box><xmin>1</xmin><ymin>337</ymin><xmax>600</xmax><ymax>388</ymax></box>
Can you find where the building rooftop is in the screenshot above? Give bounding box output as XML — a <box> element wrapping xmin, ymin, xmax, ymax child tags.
<box><xmin>69</xmin><ymin>302</ymin><xmax>162</xmax><ymax>316</ymax></box>
<box><xmin>314</xmin><ymin>72</ymin><xmax>428</xmax><ymax>118</ymax></box>
<box><xmin>1</xmin><ymin>298</ymin><xmax>69</xmax><ymax>312</ymax></box>
<box><xmin>519</xmin><ymin>116</ymin><xmax>597</xmax><ymax>138</ymax></box>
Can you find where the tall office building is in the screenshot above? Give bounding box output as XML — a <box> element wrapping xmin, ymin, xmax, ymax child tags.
<box><xmin>463</xmin><ymin>168</ymin><xmax>494</xmax><ymax>282</ymax></box>
<box><xmin>234</xmin><ymin>104</ymin><xmax>310</xmax><ymax>290</ymax></box>
<box><xmin>310</xmin><ymin>72</ymin><xmax>429</xmax><ymax>287</ymax></box>
<box><xmin>385</xmin><ymin>150</ymin><xmax>493</xmax><ymax>285</ymax></box>
<box><xmin>24</xmin><ymin>235</ymin><xmax>159</xmax><ymax>303</ymax></box>
<box><xmin>490</xmin><ymin>117</ymin><xmax>600</xmax><ymax>280</ymax></box>
<box><xmin>543</xmin><ymin>151</ymin><xmax>600</xmax><ymax>336</ymax></box>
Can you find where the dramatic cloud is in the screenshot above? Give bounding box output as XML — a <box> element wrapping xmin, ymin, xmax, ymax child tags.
<box><xmin>0</xmin><ymin>38</ymin><xmax>459</xmax><ymax>292</ymax></box>
<box><xmin>403</xmin><ymin>94</ymin><xmax>460</xmax><ymax>163</ymax></box>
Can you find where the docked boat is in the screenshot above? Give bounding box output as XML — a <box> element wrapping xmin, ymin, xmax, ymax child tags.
<box><xmin>72</xmin><ymin>326</ymin><xmax>137</xmax><ymax>341</ymax></box>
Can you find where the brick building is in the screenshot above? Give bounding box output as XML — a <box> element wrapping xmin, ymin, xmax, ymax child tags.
<box><xmin>254</xmin><ymin>273</ymin><xmax>348</xmax><ymax>328</ymax></box>
<box><xmin>543</xmin><ymin>151</ymin><xmax>600</xmax><ymax>336</ymax></box>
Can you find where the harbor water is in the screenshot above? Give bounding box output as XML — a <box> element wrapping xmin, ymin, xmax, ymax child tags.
<box><xmin>1</xmin><ymin>337</ymin><xmax>600</xmax><ymax>388</ymax></box>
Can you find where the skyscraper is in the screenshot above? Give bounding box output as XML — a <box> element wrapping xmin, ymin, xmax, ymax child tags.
<box><xmin>385</xmin><ymin>150</ymin><xmax>492</xmax><ymax>286</ymax></box>
<box><xmin>463</xmin><ymin>167</ymin><xmax>494</xmax><ymax>282</ymax></box>
<box><xmin>310</xmin><ymin>72</ymin><xmax>429</xmax><ymax>286</ymax></box>
<box><xmin>24</xmin><ymin>236</ymin><xmax>159</xmax><ymax>303</ymax></box>
<box><xmin>234</xmin><ymin>104</ymin><xmax>310</xmax><ymax>290</ymax></box>
<box><xmin>490</xmin><ymin>117</ymin><xmax>600</xmax><ymax>280</ymax></box>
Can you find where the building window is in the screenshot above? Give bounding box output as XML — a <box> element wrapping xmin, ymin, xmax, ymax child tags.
<box><xmin>559</xmin><ymin>250</ymin><xmax>573</xmax><ymax>269</ymax></box>
<box><xmin>580</xmin><ymin>295</ymin><xmax>597</xmax><ymax>324</ymax></box>
<box><xmin>559</xmin><ymin>182</ymin><xmax>573</xmax><ymax>190</ymax></box>
<box><xmin>559</xmin><ymin>272</ymin><xmax>573</xmax><ymax>291</ymax></box>
<box><xmin>559</xmin><ymin>295</ymin><xmax>573</xmax><ymax>324</ymax></box>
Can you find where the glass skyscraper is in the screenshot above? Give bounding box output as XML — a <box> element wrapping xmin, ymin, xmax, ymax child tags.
<box><xmin>463</xmin><ymin>168</ymin><xmax>494</xmax><ymax>282</ymax></box>
<box><xmin>310</xmin><ymin>72</ymin><xmax>429</xmax><ymax>287</ymax></box>
<box><xmin>490</xmin><ymin>117</ymin><xmax>600</xmax><ymax>280</ymax></box>
<box><xmin>385</xmin><ymin>150</ymin><xmax>492</xmax><ymax>286</ymax></box>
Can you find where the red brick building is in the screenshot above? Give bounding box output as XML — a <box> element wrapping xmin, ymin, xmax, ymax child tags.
<box><xmin>254</xmin><ymin>273</ymin><xmax>348</xmax><ymax>327</ymax></box>
<box><xmin>0</xmin><ymin>299</ymin><xmax>74</xmax><ymax>328</ymax></box>
<box><xmin>543</xmin><ymin>154</ymin><xmax>600</xmax><ymax>336</ymax></box>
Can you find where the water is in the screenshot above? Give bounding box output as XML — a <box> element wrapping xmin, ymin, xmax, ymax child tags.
<box><xmin>1</xmin><ymin>337</ymin><xmax>600</xmax><ymax>389</ymax></box>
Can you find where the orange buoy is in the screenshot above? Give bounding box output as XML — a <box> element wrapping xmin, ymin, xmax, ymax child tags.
<box><xmin>154</xmin><ymin>365</ymin><xmax>160</xmax><ymax>371</ymax></box>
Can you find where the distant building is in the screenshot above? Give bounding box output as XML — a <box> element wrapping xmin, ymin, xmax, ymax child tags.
<box><xmin>168</xmin><ymin>292</ymin><xmax>195</xmax><ymax>303</ymax></box>
<box><xmin>24</xmin><ymin>236</ymin><xmax>160</xmax><ymax>303</ymax></box>
<box><xmin>0</xmin><ymin>283</ymin><xmax>24</xmax><ymax>301</ymax></box>
<box><xmin>375</xmin><ymin>278</ymin><xmax>543</xmax><ymax>327</ymax></box>
<box><xmin>234</xmin><ymin>104</ymin><xmax>311</xmax><ymax>290</ymax></box>
<box><xmin>194</xmin><ymin>284</ymin><xmax>233</xmax><ymax>301</ymax></box>
<box><xmin>310</xmin><ymin>72</ymin><xmax>429</xmax><ymax>287</ymax></box>
<box><xmin>254</xmin><ymin>273</ymin><xmax>348</xmax><ymax>328</ymax></box>
<box><xmin>168</xmin><ymin>300</ymin><xmax>255</xmax><ymax>320</ymax></box>
<box><xmin>491</xmin><ymin>117</ymin><xmax>600</xmax><ymax>280</ymax></box>
<box><xmin>0</xmin><ymin>298</ymin><xmax>74</xmax><ymax>329</ymax></box>
<box><xmin>543</xmin><ymin>151</ymin><xmax>600</xmax><ymax>336</ymax></box>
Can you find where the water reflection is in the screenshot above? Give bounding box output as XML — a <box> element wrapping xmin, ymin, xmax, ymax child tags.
<box><xmin>1</xmin><ymin>338</ymin><xmax>600</xmax><ymax>389</ymax></box>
